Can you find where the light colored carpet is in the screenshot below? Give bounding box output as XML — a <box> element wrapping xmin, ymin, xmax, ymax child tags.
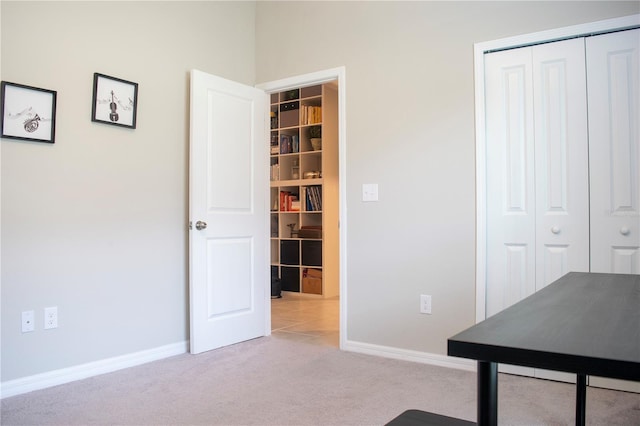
<box><xmin>1</xmin><ymin>335</ymin><xmax>639</xmax><ymax>425</ymax></box>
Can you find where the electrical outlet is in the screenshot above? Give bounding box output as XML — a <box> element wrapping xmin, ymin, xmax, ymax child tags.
<box><xmin>420</xmin><ymin>295</ymin><xmax>432</xmax><ymax>314</ymax></box>
<box><xmin>44</xmin><ymin>306</ymin><xmax>58</xmax><ymax>329</ymax></box>
<box><xmin>22</xmin><ymin>310</ymin><xmax>35</xmax><ymax>333</ymax></box>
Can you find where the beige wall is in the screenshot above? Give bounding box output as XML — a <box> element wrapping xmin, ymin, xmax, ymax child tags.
<box><xmin>255</xmin><ymin>1</ymin><xmax>639</xmax><ymax>354</ymax></box>
<box><xmin>2</xmin><ymin>0</ymin><xmax>638</xmax><ymax>385</ymax></box>
<box><xmin>1</xmin><ymin>1</ymin><xmax>256</xmax><ymax>381</ymax></box>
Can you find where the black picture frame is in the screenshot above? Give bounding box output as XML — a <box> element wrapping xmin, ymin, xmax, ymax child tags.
<box><xmin>91</xmin><ymin>73</ymin><xmax>138</xmax><ymax>129</ymax></box>
<box><xmin>1</xmin><ymin>81</ymin><xmax>57</xmax><ymax>144</ymax></box>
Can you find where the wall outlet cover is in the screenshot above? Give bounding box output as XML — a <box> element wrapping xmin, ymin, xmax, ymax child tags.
<box><xmin>22</xmin><ymin>310</ymin><xmax>35</xmax><ymax>333</ymax></box>
<box><xmin>420</xmin><ymin>294</ymin><xmax>432</xmax><ymax>314</ymax></box>
<box><xmin>44</xmin><ymin>306</ymin><xmax>58</xmax><ymax>329</ymax></box>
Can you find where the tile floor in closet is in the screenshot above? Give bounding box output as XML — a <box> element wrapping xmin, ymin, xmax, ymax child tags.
<box><xmin>271</xmin><ymin>292</ymin><xmax>339</xmax><ymax>347</ymax></box>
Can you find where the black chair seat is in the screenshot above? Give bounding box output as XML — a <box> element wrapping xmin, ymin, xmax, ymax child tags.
<box><xmin>386</xmin><ymin>409</ymin><xmax>475</xmax><ymax>426</ymax></box>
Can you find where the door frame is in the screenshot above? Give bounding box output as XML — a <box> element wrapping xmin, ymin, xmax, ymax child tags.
<box><xmin>257</xmin><ymin>67</ymin><xmax>347</xmax><ymax>348</ymax></box>
<box><xmin>474</xmin><ymin>15</ymin><xmax>639</xmax><ymax>322</ymax></box>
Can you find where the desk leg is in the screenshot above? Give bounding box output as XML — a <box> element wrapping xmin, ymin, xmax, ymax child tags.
<box><xmin>478</xmin><ymin>361</ymin><xmax>498</xmax><ymax>426</ymax></box>
<box><xmin>576</xmin><ymin>374</ymin><xmax>586</xmax><ymax>426</ymax></box>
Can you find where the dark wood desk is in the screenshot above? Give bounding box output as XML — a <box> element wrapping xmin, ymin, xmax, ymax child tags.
<box><xmin>448</xmin><ymin>272</ymin><xmax>640</xmax><ymax>426</ymax></box>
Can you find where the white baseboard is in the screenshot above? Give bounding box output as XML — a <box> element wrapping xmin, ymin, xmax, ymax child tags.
<box><xmin>1</xmin><ymin>341</ymin><xmax>188</xmax><ymax>399</ymax></box>
<box><xmin>342</xmin><ymin>339</ymin><xmax>476</xmax><ymax>372</ymax></box>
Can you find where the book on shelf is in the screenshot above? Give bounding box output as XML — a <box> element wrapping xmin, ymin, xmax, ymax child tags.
<box><xmin>302</xmin><ymin>105</ymin><xmax>322</xmax><ymax>125</ymax></box>
<box><xmin>304</xmin><ymin>185</ymin><xmax>322</xmax><ymax>211</ymax></box>
<box><xmin>292</xmin><ymin>135</ymin><xmax>299</xmax><ymax>153</ymax></box>
<box><xmin>279</xmin><ymin>191</ymin><xmax>299</xmax><ymax>212</ymax></box>
<box><xmin>280</xmin><ymin>135</ymin><xmax>291</xmax><ymax>154</ymax></box>
<box><xmin>279</xmin><ymin>134</ymin><xmax>300</xmax><ymax>154</ymax></box>
<box><xmin>270</xmin><ymin>164</ymin><xmax>280</xmax><ymax>181</ymax></box>
<box><xmin>279</xmin><ymin>191</ymin><xmax>287</xmax><ymax>211</ymax></box>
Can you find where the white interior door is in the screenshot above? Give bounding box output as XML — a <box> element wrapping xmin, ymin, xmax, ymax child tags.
<box><xmin>586</xmin><ymin>29</ymin><xmax>640</xmax><ymax>393</ymax></box>
<box><xmin>189</xmin><ymin>69</ymin><xmax>268</xmax><ymax>354</ymax></box>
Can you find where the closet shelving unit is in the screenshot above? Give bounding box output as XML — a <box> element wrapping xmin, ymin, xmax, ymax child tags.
<box><xmin>269</xmin><ymin>83</ymin><xmax>338</xmax><ymax>297</ymax></box>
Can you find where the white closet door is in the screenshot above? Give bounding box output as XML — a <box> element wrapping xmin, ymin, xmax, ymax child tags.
<box><xmin>485</xmin><ymin>38</ymin><xmax>590</xmax><ymax>319</ymax></box>
<box><xmin>588</xmin><ymin>29</ymin><xmax>640</xmax><ymax>275</ymax></box>
<box><xmin>532</xmin><ymin>38</ymin><xmax>590</xmax><ymax>383</ymax></box>
<box><xmin>586</xmin><ymin>29</ymin><xmax>640</xmax><ymax>394</ymax></box>
<box><xmin>533</xmin><ymin>38</ymin><xmax>590</xmax><ymax>291</ymax></box>
<box><xmin>483</xmin><ymin>27</ymin><xmax>639</xmax><ymax>392</ymax></box>
<box><xmin>485</xmin><ymin>47</ymin><xmax>536</xmax><ymax>320</ymax></box>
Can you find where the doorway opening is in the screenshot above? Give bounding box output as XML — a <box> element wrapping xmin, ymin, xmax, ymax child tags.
<box><xmin>258</xmin><ymin>68</ymin><xmax>346</xmax><ymax>349</ymax></box>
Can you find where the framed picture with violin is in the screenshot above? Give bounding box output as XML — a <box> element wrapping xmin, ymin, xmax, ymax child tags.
<box><xmin>1</xmin><ymin>81</ymin><xmax>57</xmax><ymax>144</ymax></box>
<box><xmin>91</xmin><ymin>73</ymin><xmax>138</xmax><ymax>129</ymax></box>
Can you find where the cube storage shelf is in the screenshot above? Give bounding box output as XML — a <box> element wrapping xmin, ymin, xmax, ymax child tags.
<box><xmin>269</xmin><ymin>83</ymin><xmax>338</xmax><ymax>297</ymax></box>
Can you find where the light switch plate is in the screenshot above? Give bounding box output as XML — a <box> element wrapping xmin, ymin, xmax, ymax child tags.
<box><xmin>362</xmin><ymin>183</ymin><xmax>379</xmax><ymax>202</ymax></box>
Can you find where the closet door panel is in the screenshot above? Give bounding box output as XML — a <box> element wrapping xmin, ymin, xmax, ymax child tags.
<box><xmin>587</xmin><ymin>29</ymin><xmax>640</xmax><ymax>275</ymax></box>
<box><xmin>587</xmin><ymin>28</ymin><xmax>640</xmax><ymax>394</ymax></box>
<box><xmin>485</xmin><ymin>47</ymin><xmax>536</xmax><ymax>318</ymax></box>
<box><xmin>532</xmin><ymin>38</ymin><xmax>590</xmax><ymax>292</ymax></box>
<box><xmin>531</xmin><ymin>38</ymin><xmax>589</xmax><ymax>384</ymax></box>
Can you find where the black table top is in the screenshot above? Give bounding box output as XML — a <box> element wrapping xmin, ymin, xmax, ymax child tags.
<box><xmin>448</xmin><ymin>272</ymin><xmax>640</xmax><ymax>381</ymax></box>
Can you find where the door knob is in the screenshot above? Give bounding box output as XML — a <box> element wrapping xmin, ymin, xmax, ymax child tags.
<box><xmin>620</xmin><ymin>227</ymin><xmax>630</xmax><ymax>236</ymax></box>
<box><xmin>195</xmin><ymin>220</ymin><xmax>207</xmax><ymax>231</ymax></box>
<box><xmin>551</xmin><ymin>226</ymin><xmax>561</xmax><ymax>234</ymax></box>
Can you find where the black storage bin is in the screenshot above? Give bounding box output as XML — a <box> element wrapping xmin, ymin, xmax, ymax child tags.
<box><xmin>302</xmin><ymin>240</ymin><xmax>322</xmax><ymax>266</ymax></box>
<box><xmin>280</xmin><ymin>266</ymin><xmax>300</xmax><ymax>292</ymax></box>
<box><xmin>280</xmin><ymin>240</ymin><xmax>300</xmax><ymax>265</ymax></box>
